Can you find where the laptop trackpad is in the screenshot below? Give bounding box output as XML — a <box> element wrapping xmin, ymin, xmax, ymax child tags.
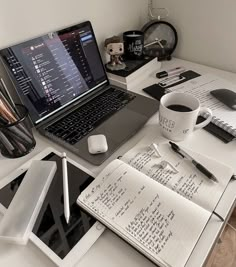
<box><xmin>96</xmin><ymin>108</ymin><xmax>147</xmax><ymax>142</ymax></box>
<box><xmin>74</xmin><ymin>108</ymin><xmax>147</xmax><ymax>165</ymax></box>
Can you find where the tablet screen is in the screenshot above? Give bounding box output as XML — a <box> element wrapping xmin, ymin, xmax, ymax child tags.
<box><xmin>0</xmin><ymin>152</ymin><xmax>95</xmax><ymax>259</ymax></box>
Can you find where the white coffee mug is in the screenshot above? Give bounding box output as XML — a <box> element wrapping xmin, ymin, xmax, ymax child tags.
<box><xmin>159</xmin><ymin>92</ymin><xmax>213</xmax><ymax>141</ymax></box>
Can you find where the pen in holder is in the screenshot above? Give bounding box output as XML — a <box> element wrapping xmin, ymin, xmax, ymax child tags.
<box><xmin>0</xmin><ymin>104</ymin><xmax>36</xmax><ymax>158</ymax></box>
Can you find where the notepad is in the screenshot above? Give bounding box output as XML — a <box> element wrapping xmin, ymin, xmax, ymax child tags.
<box><xmin>167</xmin><ymin>74</ymin><xmax>236</xmax><ymax>137</ymax></box>
<box><xmin>77</xmin><ymin>140</ymin><xmax>234</xmax><ymax>267</ymax></box>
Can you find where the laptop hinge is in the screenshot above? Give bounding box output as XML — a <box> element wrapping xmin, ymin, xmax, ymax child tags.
<box><xmin>36</xmin><ymin>83</ymin><xmax>110</xmax><ymax>129</ymax></box>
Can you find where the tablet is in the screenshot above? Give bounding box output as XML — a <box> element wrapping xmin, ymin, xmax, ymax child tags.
<box><xmin>0</xmin><ymin>147</ymin><xmax>105</xmax><ymax>266</ymax></box>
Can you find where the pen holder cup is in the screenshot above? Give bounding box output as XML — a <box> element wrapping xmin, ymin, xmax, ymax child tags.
<box><xmin>0</xmin><ymin>104</ymin><xmax>36</xmax><ymax>158</ymax></box>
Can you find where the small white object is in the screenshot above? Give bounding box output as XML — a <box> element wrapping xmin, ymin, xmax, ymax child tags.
<box><xmin>151</xmin><ymin>143</ymin><xmax>161</xmax><ymax>157</ymax></box>
<box><xmin>157</xmin><ymin>160</ymin><xmax>178</xmax><ymax>174</ymax></box>
<box><xmin>87</xmin><ymin>134</ymin><xmax>108</xmax><ymax>154</ymax></box>
<box><xmin>62</xmin><ymin>152</ymin><xmax>70</xmax><ymax>224</ymax></box>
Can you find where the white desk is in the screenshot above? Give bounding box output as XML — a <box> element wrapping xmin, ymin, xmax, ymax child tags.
<box><xmin>0</xmin><ymin>58</ymin><xmax>236</xmax><ymax>267</ymax></box>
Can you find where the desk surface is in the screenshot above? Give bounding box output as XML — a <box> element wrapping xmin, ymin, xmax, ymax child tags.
<box><xmin>0</xmin><ymin>58</ymin><xmax>236</xmax><ymax>267</ymax></box>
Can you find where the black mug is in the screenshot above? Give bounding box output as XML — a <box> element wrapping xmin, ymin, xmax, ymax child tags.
<box><xmin>123</xmin><ymin>30</ymin><xmax>144</xmax><ymax>60</ymax></box>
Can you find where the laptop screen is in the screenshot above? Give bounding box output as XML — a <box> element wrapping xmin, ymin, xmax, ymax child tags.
<box><xmin>0</xmin><ymin>21</ymin><xmax>108</xmax><ymax>125</ymax></box>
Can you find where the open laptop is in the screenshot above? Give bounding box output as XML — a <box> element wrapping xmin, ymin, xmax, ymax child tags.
<box><xmin>0</xmin><ymin>21</ymin><xmax>158</xmax><ymax>165</ymax></box>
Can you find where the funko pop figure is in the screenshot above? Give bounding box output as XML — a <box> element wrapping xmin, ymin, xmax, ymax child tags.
<box><xmin>104</xmin><ymin>36</ymin><xmax>126</xmax><ymax>71</ymax></box>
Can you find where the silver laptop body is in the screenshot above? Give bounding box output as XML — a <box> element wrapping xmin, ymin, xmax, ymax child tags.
<box><xmin>0</xmin><ymin>21</ymin><xmax>158</xmax><ymax>165</ymax></box>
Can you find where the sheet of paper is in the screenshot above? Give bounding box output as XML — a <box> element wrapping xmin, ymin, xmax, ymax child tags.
<box><xmin>78</xmin><ymin>160</ymin><xmax>210</xmax><ymax>267</ymax></box>
<box><xmin>167</xmin><ymin>74</ymin><xmax>236</xmax><ymax>135</ymax></box>
<box><xmin>121</xmin><ymin>142</ymin><xmax>233</xmax><ymax>212</ymax></box>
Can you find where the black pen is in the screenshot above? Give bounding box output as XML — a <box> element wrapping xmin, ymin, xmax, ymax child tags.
<box><xmin>169</xmin><ymin>141</ymin><xmax>218</xmax><ymax>183</ymax></box>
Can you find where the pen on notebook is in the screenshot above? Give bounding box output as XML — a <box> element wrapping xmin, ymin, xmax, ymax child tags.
<box><xmin>62</xmin><ymin>152</ymin><xmax>70</xmax><ymax>224</ymax></box>
<box><xmin>169</xmin><ymin>141</ymin><xmax>219</xmax><ymax>183</ymax></box>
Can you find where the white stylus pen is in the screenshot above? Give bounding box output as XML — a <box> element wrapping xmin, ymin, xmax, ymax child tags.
<box><xmin>62</xmin><ymin>152</ymin><xmax>70</xmax><ymax>224</ymax></box>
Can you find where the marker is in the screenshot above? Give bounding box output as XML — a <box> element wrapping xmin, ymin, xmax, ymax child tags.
<box><xmin>156</xmin><ymin>66</ymin><xmax>185</xmax><ymax>78</ymax></box>
<box><xmin>159</xmin><ymin>75</ymin><xmax>184</xmax><ymax>87</ymax></box>
<box><xmin>62</xmin><ymin>152</ymin><xmax>70</xmax><ymax>224</ymax></box>
<box><xmin>160</xmin><ymin>74</ymin><xmax>180</xmax><ymax>82</ymax></box>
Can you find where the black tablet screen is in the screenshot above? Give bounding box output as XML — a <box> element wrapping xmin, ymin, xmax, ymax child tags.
<box><xmin>0</xmin><ymin>153</ymin><xmax>95</xmax><ymax>259</ymax></box>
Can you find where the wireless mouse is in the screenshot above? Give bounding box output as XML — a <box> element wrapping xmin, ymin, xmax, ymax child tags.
<box><xmin>210</xmin><ymin>88</ymin><xmax>236</xmax><ymax>110</ymax></box>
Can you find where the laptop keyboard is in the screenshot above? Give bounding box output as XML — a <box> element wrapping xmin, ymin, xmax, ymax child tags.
<box><xmin>44</xmin><ymin>88</ymin><xmax>136</xmax><ymax>145</ymax></box>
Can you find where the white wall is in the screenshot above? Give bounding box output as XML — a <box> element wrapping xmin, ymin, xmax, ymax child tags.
<box><xmin>153</xmin><ymin>0</ymin><xmax>236</xmax><ymax>73</ymax></box>
<box><xmin>1</xmin><ymin>0</ymin><xmax>236</xmax><ymax>72</ymax></box>
<box><xmin>0</xmin><ymin>0</ymin><xmax>147</xmax><ymax>61</ymax></box>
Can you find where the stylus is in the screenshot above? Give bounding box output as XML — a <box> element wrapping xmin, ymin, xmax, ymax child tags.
<box><xmin>62</xmin><ymin>152</ymin><xmax>70</xmax><ymax>224</ymax></box>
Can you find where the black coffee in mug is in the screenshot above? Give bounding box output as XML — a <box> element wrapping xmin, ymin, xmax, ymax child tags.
<box><xmin>167</xmin><ymin>104</ymin><xmax>193</xmax><ymax>112</ymax></box>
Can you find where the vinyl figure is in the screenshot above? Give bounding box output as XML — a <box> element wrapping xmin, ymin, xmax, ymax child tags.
<box><xmin>104</xmin><ymin>36</ymin><xmax>126</xmax><ymax>71</ymax></box>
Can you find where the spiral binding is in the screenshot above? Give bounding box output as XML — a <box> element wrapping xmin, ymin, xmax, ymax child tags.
<box><xmin>202</xmin><ymin>112</ymin><xmax>236</xmax><ymax>137</ymax></box>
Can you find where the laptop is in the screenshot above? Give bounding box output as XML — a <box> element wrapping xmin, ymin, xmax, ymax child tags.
<box><xmin>0</xmin><ymin>21</ymin><xmax>158</xmax><ymax>165</ymax></box>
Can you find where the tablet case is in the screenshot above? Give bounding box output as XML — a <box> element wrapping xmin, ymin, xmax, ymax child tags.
<box><xmin>143</xmin><ymin>70</ymin><xmax>235</xmax><ymax>143</ymax></box>
<box><xmin>0</xmin><ymin>161</ymin><xmax>57</xmax><ymax>245</ymax></box>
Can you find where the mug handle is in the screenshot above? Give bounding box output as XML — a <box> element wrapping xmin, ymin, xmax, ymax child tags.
<box><xmin>194</xmin><ymin>107</ymin><xmax>213</xmax><ymax>130</ymax></box>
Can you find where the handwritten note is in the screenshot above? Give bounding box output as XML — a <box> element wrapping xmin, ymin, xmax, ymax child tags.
<box><xmin>121</xmin><ymin>142</ymin><xmax>232</xmax><ymax>212</ymax></box>
<box><xmin>123</xmin><ymin>145</ymin><xmax>205</xmax><ymax>200</ymax></box>
<box><xmin>125</xmin><ymin>195</ymin><xmax>175</xmax><ymax>255</ymax></box>
<box><xmin>82</xmin><ymin>163</ymin><xmax>176</xmax><ymax>256</ymax></box>
<box><xmin>78</xmin><ymin>134</ymin><xmax>233</xmax><ymax>267</ymax></box>
<box><xmin>78</xmin><ymin>159</ymin><xmax>211</xmax><ymax>267</ymax></box>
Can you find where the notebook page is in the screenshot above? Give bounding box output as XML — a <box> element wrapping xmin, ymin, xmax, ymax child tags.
<box><xmin>121</xmin><ymin>142</ymin><xmax>233</xmax><ymax>213</ymax></box>
<box><xmin>167</xmin><ymin>74</ymin><xmax>236</xmax><ymax>136</ymax></box>
<box><xmin>78</xmin><ymin>160</ymin><xmax>211</xmax><ymax>267</ymax></box>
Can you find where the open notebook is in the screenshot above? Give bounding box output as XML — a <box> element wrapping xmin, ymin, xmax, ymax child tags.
<box><xmin>167</xmin><ymin>74</ymin><xmax>236</xmax><ymax>138</ymax></box>
<box><xmin>77</xmin><ymin>140</ymin><xmax>233</xmax><ymax>267</ymax></box>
